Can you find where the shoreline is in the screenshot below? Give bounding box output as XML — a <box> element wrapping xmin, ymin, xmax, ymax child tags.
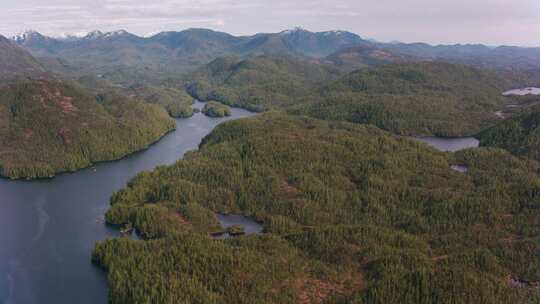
<box><xmin>0</xmin><ymin>127</ymin><xmax>177</xmax><ymax>182</ymax></box>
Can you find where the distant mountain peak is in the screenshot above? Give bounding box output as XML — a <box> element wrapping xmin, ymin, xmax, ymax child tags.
<box><xmin>84</xmin><ymin>30</ymin><xmax>105</xmax><ymax>39</ymax></box>
<box><xmin>280</xmin><ymin>27</ymin><xmax>310</xmax><ymax>35</ymax></box>
<box><xmin>322</xmin><ymin>30</ymin><xmax>347</xmax><ymax>35</ymax></box>
<box><xmin>11</xmin><ymin>30</ymin><xmax>45</xmax><ymax>43</ymax></box>
<box><xmin>105</xmin><ymin>29</ymin><xmax>130</xmax><ymax>37</ymax></box>
<box><xmin>80</xmin><ymin>30</ymin><xmax>134</xmax><ymax>40</ymax></box>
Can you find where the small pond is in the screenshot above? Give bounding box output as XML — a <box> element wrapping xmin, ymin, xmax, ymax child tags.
<box><xmin>215</xmin><ymin>214</ymin><xmax>264</xmax><ymax>239</ymax></box>
<box><xmin>413</xmin><ymin>137</ymin><xmax>479</xmax><ymax>152</ymax></box>
<box><xmin>451</xmin><ymin>165</ymin><xmax>468</xmax><ymax>173</ymax></box>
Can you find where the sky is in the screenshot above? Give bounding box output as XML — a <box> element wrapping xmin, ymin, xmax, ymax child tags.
<box><xmin>1</xmin><ymin>0</ymin><xmax>540</xmax><ymax>46</ymax></box>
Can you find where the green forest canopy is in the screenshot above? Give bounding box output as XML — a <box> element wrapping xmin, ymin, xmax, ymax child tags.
<box><xmin>479</xmin><ymin>102</ymin><xmax>540</xmax><ymax>162</ymax></box>
<box><xmin>187</xmin><ymin>57</ymin><xmax>514</xmax><ymax>136</ymax></box>
<box><xmin>0</xmin><ymin>80</ymin><xmax>175</xmax><ymax>179</ymax></box>
<box><xmin>94</xmin><ymin>113</ymin><xmax>540</xmax><ymax>303</ymax></box>
<box><xmin>202</xmin><ymin>101</ymin><xmax>231</xmax><ymax>117</ymax></box>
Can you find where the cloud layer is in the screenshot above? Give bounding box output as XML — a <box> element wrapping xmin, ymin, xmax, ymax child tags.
<box><xmin>1</xmin><ymin>0</ymin><xmax>539</xmax><ymax>46</ymax></box>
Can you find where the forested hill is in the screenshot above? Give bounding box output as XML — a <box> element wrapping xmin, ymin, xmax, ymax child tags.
<box><xmin>94</xmin><ymin>112</ymin><xmax>540</xmax><ymax>303</ymax></box>
<box><xmin>478</xmin><ymin>104</ymin><xmax>540</xmax><ymax>161</ymax></box>
<box><xmin>188</xmin><ymin>57</ymin><xmax>513</xmax><ymax>136</ymax></box>
<box><xmin>379</xmin><ymin>42</ymin><xmax>540</xmax><ymax>70</ymax></box>
<box><xmin>187</xmin><ymin>55</ymin><xmax>342</xmax><ymax>111</ymax></box>
<box><xmin>0</xmin><ymin>80</ymin><xmax>175</xmax><ymax>179</ymax></box>
<box><xmin>292</xmin><ymin>62</ymin><xmax>512</xmax><ymax>136</ymax></box>
<box><xmin>324</xmin><ymin>44</ymin><xmax>422</xmax><ymax>70</ymax></box>
<box><xmin>0</xmin><ymin>35</ymin><xmax>47</xmax><ymax>83</ymax></box>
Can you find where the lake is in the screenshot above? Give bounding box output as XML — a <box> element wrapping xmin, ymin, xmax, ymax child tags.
<box><xmin>413</xmin><ymin>136</ymin><xmax>479</xmax><ymax>152</ymax></box>
<box><xmin>0</xmin><ymin>101</ymin><xmax>254</xmax><ymax>304</ymax></box>
<box><xmin>503</xmin><ymin>87</ymin><xmax>540</xmax><ymax>96</ymax></box>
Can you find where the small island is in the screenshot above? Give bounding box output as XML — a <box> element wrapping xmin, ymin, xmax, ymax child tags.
<box><xmin>202</xmin><ymin>101</ymin><xmax>231</xmax><ymax>117</ymax></box>
<box><xmin>166</xmin><ymin>101</ymin><xmax>194</xmax><ymax>118</ymax></box>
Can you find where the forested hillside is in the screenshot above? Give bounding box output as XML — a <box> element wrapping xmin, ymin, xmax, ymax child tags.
<box><xmin>379</xmin><ymin>42</ymin><xmax>540</xmax><ymax>70</ymax></box>
<box><xmin>76</xmin><ymin>75</ymin><xmax>195</xmax><ymax>118</ymax></box>
<box><xmin>293</xmin><ymin>62</ymin><xmax>512</xmax><ymax>136</ymax></box>
<box><xmin>124</xmin><ymin>84</ymin><xmax>195</xmax><ymax>118</ymax></box>
<box><xmin>0</xmin><ymin>34</ymin><xmax>48</xmax><ymax>83</ymax></box>
<box><xmin>324</xmin><ymin>44</ymin><xmax>420</xmax><ymax>70</ymax></box>
<box><xmin>0</xmin><ymin>80</ymin><xmax>175</xmax><ymax>179</ymax></box>
<box><xmin>478</xmin><ymin>104</ymin><xmax>540</xmax><ymax>161</ymax></box>
<box><xmin>187</xmin><ymin>55</ymin><xmax>342</xmax><ymax>111</ymax></box>
<box><xmin>94</xmin><ymin>113</ymin><xmax>540</xmax><ymax>304</ymax></box>
<box><xmin>188</xmin><ymin>57</ymin><xmax>513</xmax><ymax>136</ymax></box>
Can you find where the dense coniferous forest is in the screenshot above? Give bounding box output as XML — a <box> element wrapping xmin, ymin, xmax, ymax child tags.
<box><xmin>124</xmin><ymin>84</ymin><xmax>195</xmax><ymax>118</ymax></box>
<box><xmin>0</xmin><ymin>80</ymin><xmax>175</xmax><ymax>179</ymax></box>
<box><xmin>76</xmin><ymin>76</ymin><xmax>196</xmax><ymax>118</ymax></box>
<box><xmin>187</xmin><ymin>57</ymin><xmax>514</xmax><ymax>136</ymax></box>
<box><xmin>292</xmin><ymin>62</ymin><xmax>512</xmax><ymax>136</ymax></box>
<box><xmin>94</xmin><ymin>113</ymin><xmax>540</xmax><ymax>303</ymax></box>
<box><xmin>186</xmin><ymin>55</ymin><xmax>342</xmax><ymax>111</ymax></box>
<box><xmin>478</xmin><ymin>102</ymin><xmax>540</xmax><ymax>161</ymax></box>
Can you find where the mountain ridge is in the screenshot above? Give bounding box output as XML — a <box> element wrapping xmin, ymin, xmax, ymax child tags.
<box><xmin>9</xmin><ymin>27</ymin><xmax>540</xmax><ymax>79</ymax></box>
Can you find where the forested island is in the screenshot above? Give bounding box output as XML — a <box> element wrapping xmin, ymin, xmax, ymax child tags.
<box><xmin>202</xmin><ymin>101</ymin><xmax>231</xmax><ymax>117</ymax></box>
<box><xmin>94</xmin><ymin>113</ymin><xmax>540</xmax><ymax>303</ymax></box>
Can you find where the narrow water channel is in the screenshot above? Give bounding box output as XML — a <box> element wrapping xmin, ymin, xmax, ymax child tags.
<box><xmin>0</xmin><ymin>102</ymin><xmax>254</xmax><ymax>304</ymax></box>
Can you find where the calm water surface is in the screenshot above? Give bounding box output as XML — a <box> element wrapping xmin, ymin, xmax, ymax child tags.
<box><xmin>414</xmin><ymin>136</ymin><xmax>479</xmax><ymax>152</ymax></box>
<box><xmin>216</xmin><ymin>214</ymin><xmax>264</xmax><ymax>239</ymax></box>
<box><xmin>0</xmin><ymin>101</ymin><xmax>254</xmax><ymax>304</ymax></box>
<box><xmin>503</xmin><ymin>87</ymin><xmax>540</xmax><ymax>96</ymax></box>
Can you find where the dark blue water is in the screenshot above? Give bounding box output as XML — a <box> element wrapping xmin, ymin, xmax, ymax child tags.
<box><xmin>0</xmin><ymin>102</ymin><xmax>254</xmax><ymax>304</ymax></box>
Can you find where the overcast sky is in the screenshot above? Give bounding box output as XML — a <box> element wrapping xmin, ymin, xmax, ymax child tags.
<box><xmin>1</xmin><ymin>0</ymin><xmax>539</xmax><ymax>46</ymax></box>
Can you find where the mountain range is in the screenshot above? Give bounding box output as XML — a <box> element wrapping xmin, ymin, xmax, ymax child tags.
<box><xmin>10</xmin><ymin>27</ymin><xmax>540</xmax><ymax>77</ymax></box>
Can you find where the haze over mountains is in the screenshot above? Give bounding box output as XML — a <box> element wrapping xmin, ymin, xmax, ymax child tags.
<box><xmin>10</xmin><ymin>27</ymin><xmax>540</xmax><ymax>80</ymax></box>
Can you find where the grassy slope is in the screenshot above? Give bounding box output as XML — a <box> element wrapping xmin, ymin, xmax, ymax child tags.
<box><xmin>94</xmin><ymin>113</ymin><xmax>540</xmax><ymax>304</ymax></box>
<box><xmin>0</xmin><ymin>80</ymin><xmax>175</xmax><ymax>179</ymax></box>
